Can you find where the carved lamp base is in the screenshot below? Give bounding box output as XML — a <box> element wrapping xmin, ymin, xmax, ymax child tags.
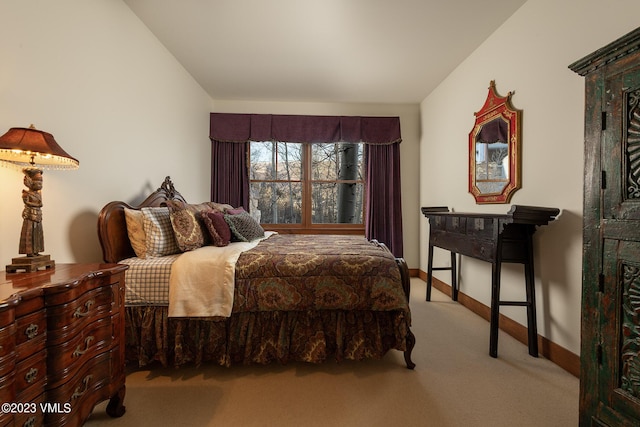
<box><xmin>6</xmin><ymin>254</ymin><xmax>55</xmax><ymax>273</ymax></box>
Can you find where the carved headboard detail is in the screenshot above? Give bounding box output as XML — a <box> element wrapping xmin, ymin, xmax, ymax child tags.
<box><xmin>97</xmin><ymin>176</ymin><xmax>187</xmax><ymax>263</ymax></box>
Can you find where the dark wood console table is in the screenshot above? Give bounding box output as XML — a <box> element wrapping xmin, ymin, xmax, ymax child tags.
<box><xmin>421</xmin><ymin>205</ymin><xmax>559</xmax><ymax>358</ymax></box>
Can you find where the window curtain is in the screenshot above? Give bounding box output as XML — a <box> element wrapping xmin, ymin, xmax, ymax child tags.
<box><xmin>211</xmin><ymin>139</ymin><xmax>249</xmax><ymax>209</ymax></box>
<box><xmin>365</xmin><ymin>143</ymin><xmax>403</xmax><ymax>258</ymax></box>
<box><xmin>209</xmin><ymin>113</ymin><xmax>404</xmax><ymax>257</ymax></box>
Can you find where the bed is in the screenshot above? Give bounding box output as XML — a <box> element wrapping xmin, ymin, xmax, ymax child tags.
<box><xmin>97</xmin><ymin>177</ymin><xmax>415</xmax><ymax>369</ymax></box>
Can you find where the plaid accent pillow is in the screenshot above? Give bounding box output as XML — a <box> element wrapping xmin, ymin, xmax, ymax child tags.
<box><xmin>142</xmin><ymin>207</ymin><xmax>180</xmax><ymax>257</ymax></box>
<box><xmin>121</xmin><ymin>254</ymin><xmax>179</xmax><ymax>304</ymax></box>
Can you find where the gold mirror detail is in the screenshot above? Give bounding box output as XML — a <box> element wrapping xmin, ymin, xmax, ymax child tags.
<box><xmin>469</xmin><ymin>81</ymin><xmax>522</xmax><ymax>204</ymax></box>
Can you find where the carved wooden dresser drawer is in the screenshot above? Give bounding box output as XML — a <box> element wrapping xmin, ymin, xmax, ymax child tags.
<box><xmin>46</xmin><ymin>351</ymin><xmax>113</xmax><ymax>426</ymax></box>
<box><xmin>13</xmin><ymin>287</ymin><xmax>47</xmax><ymax>427</ymax></box>
<box><xmin>0</xmin><ymin>263</ymin><xmax>128</xmax><ymax>427</ymax></box>
<box><xmin>47</xmin><ymin>316</ymin><xmax>113</xmax><ymax>388</ymax></box>
<box><xmin>0</xmin><ymin>301</ymin><xmax>17</xmax><ymax>427</ymax></box>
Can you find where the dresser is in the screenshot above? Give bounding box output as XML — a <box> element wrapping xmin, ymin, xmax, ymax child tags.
<box><xmin>570</xmin><ymin>27</ymin><xmax>640</xmax><ymax>426</ymax></box>
<box><xmin>0</xmin><ymin>263</ymin><xmax>128</xmax><ymax>427</ymax></box>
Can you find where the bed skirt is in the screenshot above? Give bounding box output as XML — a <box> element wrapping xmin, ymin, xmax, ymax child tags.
<box><xmin>125</xmin><ymin>306</ymin><xmax>411</xmax><ymax>368</ymax></box>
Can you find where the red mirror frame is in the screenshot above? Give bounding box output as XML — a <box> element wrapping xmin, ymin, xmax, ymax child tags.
<box><xmin>469</xmin><ymin>81</ymin><xmax>522</xmax><ymax>204</ymax></box>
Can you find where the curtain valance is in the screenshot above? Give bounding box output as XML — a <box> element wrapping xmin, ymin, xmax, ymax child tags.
<box><xmin>210</xmin><ymin>113</ymin><xmax>401</xmax><ymax>145</ymax></box>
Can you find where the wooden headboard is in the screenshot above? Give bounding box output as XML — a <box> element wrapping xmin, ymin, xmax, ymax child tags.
<box><xmin>97</xmin><ymin>176</ymin><xmax>187</xmax><ymax>263</ymax></box>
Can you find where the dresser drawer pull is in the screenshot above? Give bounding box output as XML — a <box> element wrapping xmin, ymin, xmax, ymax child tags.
<box><xmin>25</xmin><ymin>323</ymin><xmax>39</xmax><ymax>339</ymax></box>
<box><xmin>72</xmin><ymin>336</ymin><xmax>95</xmax><ymax>357</ymax></box>
<box><xmin>73</xmin><ymin>299</ymin><xmax>95</xmax><ymax>318</ymax></box>
<box><xmin>25</xmin><ymin>367</ymin><xmax>38</xmax><ymax>384</ymax></box>
<box><xmin>23</xmin><ymin>416</ymin><xmax>37</xmax><ymax>427</ymax></box>
<box><xmin>71</xmin><ymin>374</ymin><xmax>93</xmax><ymax>400</ymax></box>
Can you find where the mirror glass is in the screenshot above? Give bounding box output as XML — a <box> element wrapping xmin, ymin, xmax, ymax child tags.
<box><xmin>469</xmin><ymin>82</ymin><xmax>521</xmax><ymax>204</ymax></box>
<box><xmin>474</xmin><ymin>118</ymin><xmax>509</xmax><ymax>194</ymax></box>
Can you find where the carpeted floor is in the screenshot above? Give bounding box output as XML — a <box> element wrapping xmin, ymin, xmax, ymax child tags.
<box><xmin>86</xmin><ymin>278</ymin><xmax>579</xmax><ymax>426</ymax></box>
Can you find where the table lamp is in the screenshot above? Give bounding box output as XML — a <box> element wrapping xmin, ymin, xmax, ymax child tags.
<box><xmin>0</xmin><ymin>125</ymin><xmax>79</xmax><ymax>273</ymax></box>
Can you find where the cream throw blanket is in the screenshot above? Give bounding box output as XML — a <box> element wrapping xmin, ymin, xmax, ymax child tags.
<box><xmin>168</xmin><ymin>232</ymin><xmax>276</xmax><ymax>317</ymax></box>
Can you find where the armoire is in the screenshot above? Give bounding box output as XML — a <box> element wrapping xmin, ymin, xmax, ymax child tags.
<box><xmin>570</xmin><ymin>27</ymin><xmax>640</xmax><ymax>426</ymax></box>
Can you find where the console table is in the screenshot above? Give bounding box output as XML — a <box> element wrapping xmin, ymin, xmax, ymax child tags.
<box><xmin>421</xmin><ymin>205</ymin><xmax>559</xmax><ymax>358</ymax></box>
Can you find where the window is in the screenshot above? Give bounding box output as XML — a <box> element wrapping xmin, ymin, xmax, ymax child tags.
<box><xmin>249</xmin><ymin>141</ymin><xmax>365</xmax><ymax>232</ymax></box>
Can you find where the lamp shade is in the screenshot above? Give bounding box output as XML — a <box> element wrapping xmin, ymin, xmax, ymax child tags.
<box><xmin>0</xmin><ymin>126</ymin><xmax>79</xmax><ymax>169</ymax></box>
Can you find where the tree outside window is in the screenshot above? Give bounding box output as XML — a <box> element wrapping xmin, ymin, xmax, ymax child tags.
<box><xmin>249</xmin><ymin>141</ymin><xmax>364</xmax><ymax>232</ymax></box>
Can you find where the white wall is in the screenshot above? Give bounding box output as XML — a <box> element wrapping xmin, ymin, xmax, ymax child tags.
<box><xmin>213</xmin><ymin>99</ymin><xmax>422</xmax><ymax>268</ymax></box>
<box><xmin>0</xmin><ymin>1</ymin><xmax>422</xmax><ymax>271</ymax></box>
<box><xmin>420</xmin><ymin>0</ymin><xmax>640</xmax><ymax>355</ymax></box>
<box><xmin>0</xmin><ymin>0</ymin><xmax>213</xmax><ymax>265</ymax></box>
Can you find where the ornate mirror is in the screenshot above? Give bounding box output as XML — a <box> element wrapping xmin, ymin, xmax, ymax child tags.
<box><xmin>469</xmin><ymin>81</ymin><xmax>522</xmax><ymax>204</ymax></box>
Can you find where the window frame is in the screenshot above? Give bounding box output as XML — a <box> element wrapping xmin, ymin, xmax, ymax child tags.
<box><xmin>249</xmin><ymin>141</ymin><xmax>366</xmax><ymax>235</ymax></box>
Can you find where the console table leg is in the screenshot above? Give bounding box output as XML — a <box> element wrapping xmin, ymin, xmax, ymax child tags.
<box><xmin>426</xmin><ymin>244</ymin><xmax>434</xmax><ymax>301</ymax></box>
<box><xmin>524</xmin><ymin>234</ymin><xmax>539</xmax><ymax>357</ymax></box>
<box><xmin>489</xmin><ymin>261</ymin><xmax>502</xmax><ymax>358</ymax></box>
<box><xmin>450</xmin><ymin>252</ymin><xmax>458</xmax><ymax>301</ymax></box>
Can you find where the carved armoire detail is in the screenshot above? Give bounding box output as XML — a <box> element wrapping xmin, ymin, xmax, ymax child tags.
<box><xmin>570</xmin><ymin>27</ymin><xmax>640</xmax><ymax>426</ymax></box>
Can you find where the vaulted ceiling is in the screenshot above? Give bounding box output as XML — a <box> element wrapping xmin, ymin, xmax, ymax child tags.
<box><xmin>124</xmin><ymin>0</ymin><xmax>526</xmax><ymax>104</ymax></box>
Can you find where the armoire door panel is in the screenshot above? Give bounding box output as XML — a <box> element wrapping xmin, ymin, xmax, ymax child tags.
<box><xmin>599</xmin><ymin>239</ymin><xmax>640</xmax><ymax>424</ymax></box>
<box><xmin>603</xmin><ymin>66</ymin><xmax>640</xmax><ymax>221</ymax></box>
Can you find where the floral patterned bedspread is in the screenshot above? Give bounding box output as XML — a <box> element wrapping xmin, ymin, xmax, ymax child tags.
<box><xmin>232</xmin><ymin>234</ymin><xmax>408</xmax><ymax>313</ymax></box>
<box><xmin>125</xmin><ymin>234</ymin><xmax>412</xmax><ymax>367</ymax></box>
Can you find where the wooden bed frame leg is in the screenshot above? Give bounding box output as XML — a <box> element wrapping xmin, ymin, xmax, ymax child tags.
<box><xmin>106</xmin><ymin>384</ymin><xmax>126</xmax><ymax>418</ymax></box>
<box><xmin>404</xmin><ymin>330</ymin><xmax>416</xmax><ymax>369</ymax></box>
<box><xmin>395</xmin><ymin>256</ymin><xmax>416</xmax><ymax>370</ymax></box>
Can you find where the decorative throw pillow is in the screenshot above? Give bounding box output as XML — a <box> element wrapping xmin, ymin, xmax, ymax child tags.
<box><xmin>168</xmin><ymin>204</ymin><xmax>205</xmax><ymax>252</ymax></box>
<box><xmin>141</xmin><ymin>207</ymin><xmax>180</xmax><ymax>257</ymax></box>
<box><xmin>165</xmin><ymin>199</ymin><xmax>199</xmax><ymax>213</ymax></box>
<box><xmin>187</xmin><ymin>201</ymin><xmax>212</xmax><ymax>212</ymax></box>
<box><xmin>224</xmin><ymin>211</ymin><xmax>265</xmax><ymax>242</ymax></box>
<box><xmin>201</xmin><ymin>210</ymin><xmax>231</xmax><ymax>247</ymax></box>
<box><xmin>166</xmin><ymin>200</ymin><xmax>217</xmax><ymax>245</ymax></box>
<box><xmin>207</xmin><ymin>201</ymin><xmax>234</xmax><ymax>212</ymax></box>
<box><xmin>225</xmin><ymin>206</ymin><xmax>246</xmax><ymax>215</ymax></box>
<box><xmin>124</xmin><ymin>208</ymin><xmax>147</xmax><ymax>258</ymax></box>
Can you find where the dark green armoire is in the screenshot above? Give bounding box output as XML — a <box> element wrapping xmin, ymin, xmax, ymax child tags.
<box><xmin>570</xmin><ymin>27</ymin><xmax>640</xmax><ymax>426</ymax></box>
